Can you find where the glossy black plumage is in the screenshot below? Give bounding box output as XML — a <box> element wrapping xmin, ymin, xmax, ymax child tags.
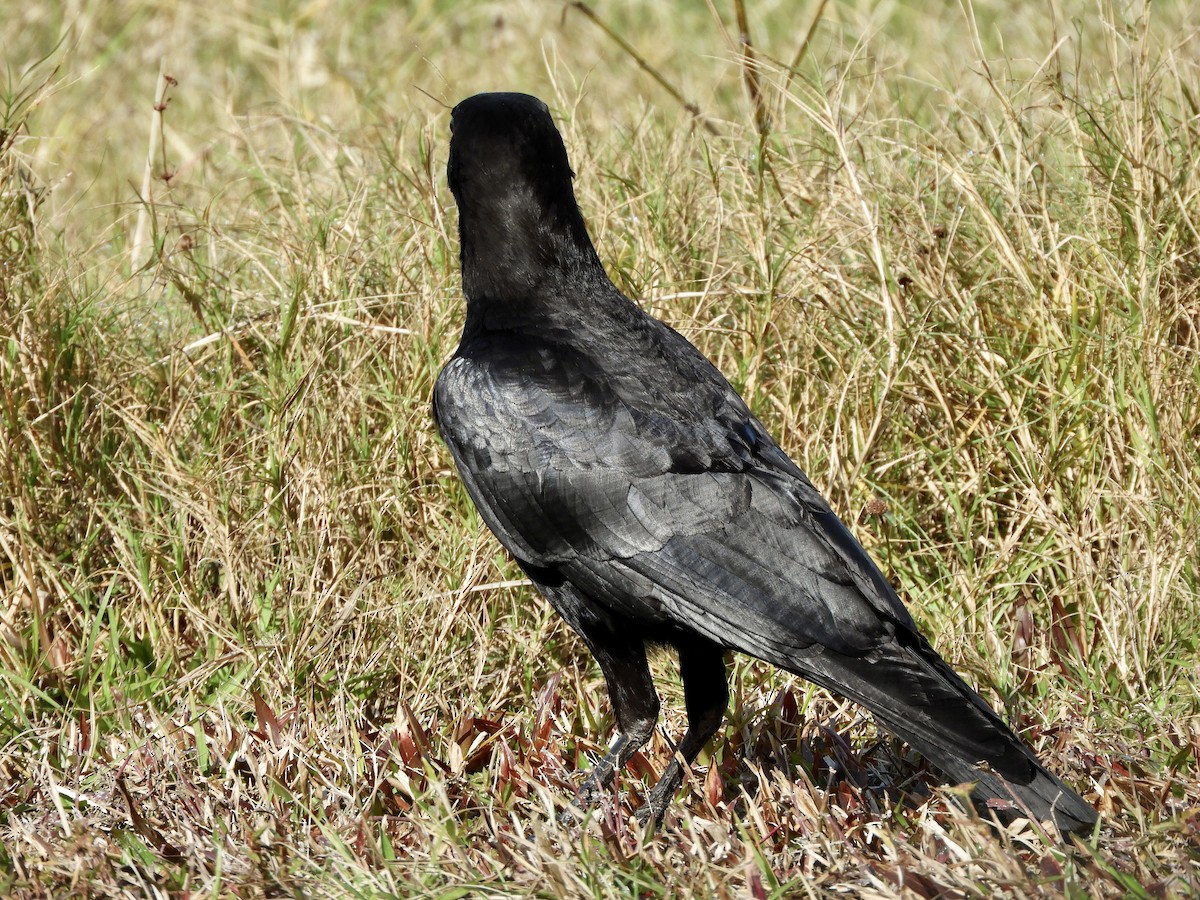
<box><xmin>434</xmin><ymin>91</ymin><xmax>1097</xmax><ymax>836</ymax></box>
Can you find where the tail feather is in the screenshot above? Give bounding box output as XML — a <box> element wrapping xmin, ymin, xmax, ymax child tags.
<box><xmin>780</xmin><ymin>638</ymin><xmax>1098</xmax><ymax>837</ymax></box>
<box><xmin>931</xmin><ymin>750</ymin><xmax>1099</xmax><ymax>836</ymax></box>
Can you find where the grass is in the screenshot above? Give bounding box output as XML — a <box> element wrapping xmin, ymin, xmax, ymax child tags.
<box><xmin>2</xmin><ymin>0</ymin><xmax>1198</xmax><ymax>895</ymax></box>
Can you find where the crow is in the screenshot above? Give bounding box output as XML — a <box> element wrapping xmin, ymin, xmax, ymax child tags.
<box><xmin>433</xmin><ymin>91</ymin><xmax>1097</xmax><ymax>837</ymax></box>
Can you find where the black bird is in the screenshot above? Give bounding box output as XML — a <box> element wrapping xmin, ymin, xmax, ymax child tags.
<box><xmin>433</xmin><ymin>91</ymin><xmax>1097</xmax><ymax>837</ymax></box>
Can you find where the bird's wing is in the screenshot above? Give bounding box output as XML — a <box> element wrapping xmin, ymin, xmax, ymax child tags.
<box><xmin>434</xmin><ymin>334</ymin><xmax>919</xmax><ymax>659</ymax></box>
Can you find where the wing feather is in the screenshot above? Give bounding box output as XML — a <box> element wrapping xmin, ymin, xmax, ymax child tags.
<box><xmin>435</xmin><ymin>341</ymin><xmax>914</xmax><ymax>659</ymax></box>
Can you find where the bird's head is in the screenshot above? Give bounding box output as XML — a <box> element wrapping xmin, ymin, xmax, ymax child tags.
<box><xmin>447</xmin><ymin>92</ymin><xmax>600</xmax><ymax>303</ymax></box>
<box><xmin>447</xmin><ymin>92</ymin><xmax>575</xmax><ymax>205</ymax></box>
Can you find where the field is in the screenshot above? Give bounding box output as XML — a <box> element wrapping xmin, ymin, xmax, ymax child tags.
<box><xmin>2</xmin><ymin>0</ymin><xmax>1199</xmax><ymax>895</ymax></box>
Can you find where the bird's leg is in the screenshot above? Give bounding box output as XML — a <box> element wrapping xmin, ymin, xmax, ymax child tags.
<box><xmin>637</xmin><ymin>640</ymin><xmax>729</xmax><ymax>828</ymax></box>
<box><xmin>559</xmin><ymin>637</ymin><xmax>659</xmax><ymax>823</ymax></box>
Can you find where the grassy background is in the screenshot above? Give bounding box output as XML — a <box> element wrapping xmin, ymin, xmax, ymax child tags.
<box><xmin>3</xmin><ymin>0</ymin><xmax>1198</xmax><ymax>895</ymax></box>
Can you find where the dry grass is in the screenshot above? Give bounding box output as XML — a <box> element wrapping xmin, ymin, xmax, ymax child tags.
<box><xmin>2</xmin><ymin>0</ymin><xmax>1198</xmax><ymax>895</ymax></box>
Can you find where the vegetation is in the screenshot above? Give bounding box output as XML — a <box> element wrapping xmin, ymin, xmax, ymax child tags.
<box><xmin>2</xmin><ymin>0</ymin><xmax>1197</xmax><ymax>895</ymax></box>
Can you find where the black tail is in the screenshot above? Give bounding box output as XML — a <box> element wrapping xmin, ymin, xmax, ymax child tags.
<box><xmin>781</xmin><ymin>635</ymin><xmax>1098</xmax><ymax>837</ymax></box>
<box><xmin>926</xmin><ymin>743</ymin><xmax>1099</xmax><ymax>836</ymax></box>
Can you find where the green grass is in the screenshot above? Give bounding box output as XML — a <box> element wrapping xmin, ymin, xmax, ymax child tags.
<box><xmin>2</xmin><ymin>0</ymin><xmax>1198</xmax><ymax>895</ymax></box>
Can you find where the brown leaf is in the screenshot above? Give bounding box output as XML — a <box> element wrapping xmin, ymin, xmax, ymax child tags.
<box><xmin>447</xmin><ymin>737</ymin><xmax>465</xmax><ymax>775</ymax></box>
<box><xmin>458</xmin><ymin>719</ymin><xmax>498</xmax><ymax>774</ymax></box>
<box><xmin>778</xmin><ymin>688</ymin><xmax>799</xmax><ymax>725</ymax></box>
<box><xmin>474</xmin><ymin>715</ymin><xmax>504</xmax><ymax>734</ymax></box>
<box><xmin>599</xmin><ymin>815</ymin><xmax>630</xmax><ymax>864</ymax></box>
<box><xmin>1049</xmin><ymin>595</ymin><xmax>1087</xmax><ymax>673</ymax></box>
<box><xmin>532</xmin><ymin>673</ymin><xmax>562</xmax><ymax>752</ymax></box>
<box><xmin>453</xmin><ymin>715</ymin><xmax>477</xmax><ymax>745</ymax></box>
<box><xmin>1039</xmin><ymin>852</ymin><xmax>1063</xmax><ymax>878</ymax></box>
<box><xmin>836</xmin><ymin>781</ymin><xmax>861</xmax><ymax>818</ymax></box>
<box><xmin>627</xmin><ymin>750</ymin><xmax>658</xmax><ymax>783</ymax></box>
<box><xmin>396</xmin><ymin>701</ymin><xmax>430</xmax><ymax>766</ymax></box>
<box><xmin>1013</xmin><ymin>601</ymin><xmax>1034</xmax><ymax>659</ymax></box>
<box><xmin>899</xmin><ymin>869</ymin><xmax>959</xmax><ymax>899</ymax></box>
<box><xmin>705</xmin><ymin>759</ymin><xmax>723</xmax><ymax>808</ymax></box>
<box><xmin>78</xmin><ymin>710</ymin><xmax>92</xmax><ymax>755</ymax></box>
<box><xmin>397</xmin><ymin>727</ymin><xmax>421</xmax><ymax>768</ymax></box>
<box><xmin>252</xmin><ymin>691</ymin><xmax>283</xmax><ymax>747</ymax></box>
<box><xmin>47</xmin><ymin>629</ymin><xmax>74</xmax><ymax>671</ymax></box>
<box><xmin>495</xmin><ymin>738</ymin><xmax>516</xmax><ymax>795</ymax></box>
<box><xmin>116</xmin><ymin>776</ymin><xmax>184</xmax><ymax>866</ymax></box>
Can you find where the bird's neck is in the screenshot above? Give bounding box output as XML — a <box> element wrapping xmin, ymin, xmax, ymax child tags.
<box><xmin>457</xmin><ymin>186</ymin><xmax>608</xmax><ymax>309</ymax></box>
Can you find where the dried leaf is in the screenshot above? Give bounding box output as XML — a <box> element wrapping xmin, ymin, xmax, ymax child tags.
<box><xmin>627</xmin><ymin>750</ymin><xmax>657</xmax><ymax>783</ymax></box>
<box><xmin>1013</xmin><ymin>601</ymin><xmax>1034</xmax><ymax>660</ymax></box>
<box><xmin>116</xmin><ymin>777</ymin><xmax>184</xmax><ymax>866</ymax></box>
<box><xmin>532</xmin><ymin>673</ymin><xmax>562</xmax><ymax>752</ymax></box>
<box><xmin>1038</xmin><ymin>852</ymin><xmax>1063</xmax><ymax>878</ymax></box>
<box><xmin>705</xmin><ymin>759</ymin><xmax>723</xmax><ymax>808</ymax></box>
<box><xmin>1049</xmin><ymin>595</ymin><xmax>1087</xmax><ymax>673</ymax></box>
<box><xmin>395</xmin><ymin>701</ymin><xmax>430</xmax><ymax>766</ymax></box>
<box><xmin>252</xmin><ymin>690</ymin><xmax>283</xmax><ymax>747</ymax></box>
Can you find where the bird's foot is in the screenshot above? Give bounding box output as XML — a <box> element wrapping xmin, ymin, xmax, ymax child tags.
<box><xmin>633</xmin><ymin>797</ymin><xmax>666</xmax><ymax>832</ymax></box>
<box><xmin>557</xmin><ymin>775</ymin><xmax>608</xmax><ymax>827</ymax></box>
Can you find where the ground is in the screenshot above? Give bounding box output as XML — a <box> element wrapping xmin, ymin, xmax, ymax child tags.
<box><xmin>1</xmin><ymin>0</ymin><xmax>1198</xmax><ymax>895</ymax></box>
